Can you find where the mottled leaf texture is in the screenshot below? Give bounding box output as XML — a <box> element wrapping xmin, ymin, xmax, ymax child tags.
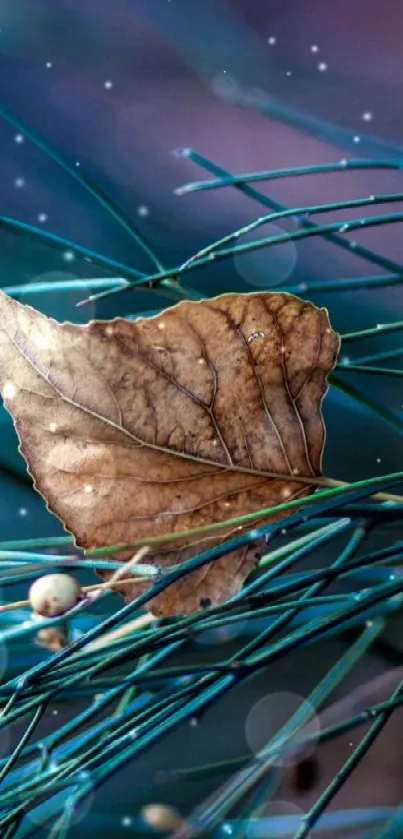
<box><xmin>0</xmin><ymin>291</ymin><xmax>339</xmax><ymax>616</ymax></box>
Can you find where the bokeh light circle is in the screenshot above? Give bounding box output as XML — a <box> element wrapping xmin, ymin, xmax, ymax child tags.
<box><xmin>25</xmin><ymin>768</ymin><xmax>95</xmax><ymax>830</ymax></box>
<box><xmin>246</xmin><ymin>800</ymin><xmax>309</xmax><ymax>838</ymax></box>
<box><xmin>245</xmin><ymin>691</ymin><xmax>320</xmax><ymax>766</ymax></box>
<box><xmin>19</xmin><ymin>270</ymin><xmax>97</xmax><ymax>323</ymax></box>
<box><xmin>233</xmin><ymin>224</ymin><xmax>297</xmax><ymax>289</ymax></box>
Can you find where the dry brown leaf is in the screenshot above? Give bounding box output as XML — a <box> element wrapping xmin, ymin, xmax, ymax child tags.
<box><xmin>0</xmin><ymin>290</ymin><xmax>339</xmax><ymax>616</ymax></box>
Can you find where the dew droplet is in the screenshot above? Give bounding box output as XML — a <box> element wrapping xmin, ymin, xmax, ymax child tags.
<box><xmin>247</xmin><ymin>331</ymin><xmax>265</xmax><ymax>344</ymax></box>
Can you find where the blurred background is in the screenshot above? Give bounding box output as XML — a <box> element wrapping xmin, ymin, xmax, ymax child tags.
<box><xmin>0</xmin><ymin>0</ymin><xmax>403</xmax><ymax>836</ymax></box>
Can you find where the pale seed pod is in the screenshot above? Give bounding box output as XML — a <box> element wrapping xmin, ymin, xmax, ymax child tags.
<box><xmin>29</xmin><ymin>573</ymin><xmax>83</xmax><ymax>617</ymax></box>
<box><xmin>141</xmin><ymin>803</ymin><xmax>184</xmax><ymax>832</ymax></box>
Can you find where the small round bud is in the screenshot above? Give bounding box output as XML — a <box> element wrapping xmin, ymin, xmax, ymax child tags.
<box><xmin>141</xmin><ymin>804</ymin><xmax>183</xmax><ymax>832</ymax></box>
<box><xmin>29</xmin><ymin>573</ymin><xmax>82</xmax><ymax>617</ymax></box>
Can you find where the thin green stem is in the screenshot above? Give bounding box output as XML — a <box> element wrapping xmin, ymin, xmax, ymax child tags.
<box><xmin>87</xmin><ymin>472</ymin><xmax>403</xmax><ymax>556</ymax></box>
<box><xmin>180</xmin><ymin>192</ymin><xmax>403</xmax><ymax>272</ymax></box>
<box><xmin>295</xmin><ymin>676</ymin><xmax>403</xmax><ymax>838</ymax></box>
<box><xmin>336</xmin><ymin>363</ymin><xmax>403</xmax><ymax>377</ymax></box>
<box><xmin>286</xmin><ymin>274</ymin><xmax>403</xmax><ymax>295</ymax></box>
<box><xmin>175</xmin><ymin>159</ymin><xmax>403</xmax><ymax>195</ymax></box>
<box><xmin>355</xmin><ymin>347</ymin><xmax>403</xmax><ymax>365</ymax></box>
<box><xmin>330</xmin><ymin>374</ymin><xmax>403</xmax><ymax>436</ymax></box>
<box><xmin>80</xmin><ymin>211</ymin><xmax>403</xmax><ymax>306</ymax></box>
<box><xmin>176</xmin><ymin>149</ymin><xmax>403</xmax><ymax>278</ymax></box>
<box><xmin>0</xmin><ymin>101</ymin><xmax>164</xmax><ymax>271</ymax></box>
<box><xmin>0</xmin><ymin>216</ymin><xmax>143</xmax><ymax>281</ymax></box>
<box><xmin>342</xmin><ymin>319</ymin><xmax>403</xmax><ymax>342</ymax></box>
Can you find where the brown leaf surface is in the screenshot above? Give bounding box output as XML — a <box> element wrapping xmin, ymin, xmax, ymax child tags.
<box><xmin>0</xmin><ymin>291</ymin><xmax>339</xmax><ymax>616</ymax></box>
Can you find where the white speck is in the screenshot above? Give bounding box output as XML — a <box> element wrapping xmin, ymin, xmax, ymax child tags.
<box><xmin>369</xmin><ymin>194</ymin><xmax>375</xmax><ymax>201</ymax></box>
<box><xmin>49</xmin><ymin>423</ymin><xmax>57</xmax><ymax>433</ymax></box>
<box><xmin>189</xmin><ymin>717</ymin><xmax>198</xmax><ymax>727</ymax></box>
<box><xmin>389</xmin><ymin>573</ymin><xmax>396</xmax><ymax>582</ymax></box>
<box><xmin>37</xmin><ymin>213</ymin><xmax>48</xmax><ymax>224</ymax></box>
<box><xmin>104</xmin><ymin>80</ymin><xmax>113</xmax><ymax>89</ymax></box>
<box><xmin>75</xmin><ymin>161</ymin><xmax>80</xmax><ymax>167</ymax></box>
<box><xmin>281</xmin><ymin>488</ymin><xmax>292</xmax><ymax>499</ymax></box>
<box><xmin>52</xmin><ymin>709</ymin><xmax>59</xmax><ymax>717</ymax></box>
<box><xmin>122</xmin><ymin>817</ymin><xmax>132</xmax><ymax>828</ymax></box>
<box><xmin>292</xmin><ymin>468</ymin><xmax>299</xmax><ymax>475</ymax></box>
<box><xmin>3</xmin><ymin>381</ymin><xmax>17</xmax><ymax>399</ymax></box>
<box><xmin>340</xmin><ymin>158</ymin><xmax>348</xmax><ymax>167</ymax></box>
<box><xmin>268</xmin><ymin>36</ymin><xmax>277</xmax><ymax>45</ymax></box>
<box><xmin>341</xmin><ymin>356</ymin><xmax>350</xmax><ymax>365</ymax></box>
<box><xmin>349</xmin><ymin>241</ymin><xmax>357</xmax><ymax>249</ymax></box>
<box><xmin>46</xmin><ymin>61</ymin><xmax>53</xmax><ymax>69</ymax></box>
<box><xmin>137</xmin><ymin>205</ymin><xmax>149</xmax><ymax>217</ymax></box>
<box><xmin>128</xmin><ymin>728</ymin><xmax>137</xmax><ymax>739</ymax></box>
<box><xmin>198</xmin><ymin>358</ymin><xmax>206</xmax><ymax>365</ymax></box>
<box><xmin>280</xmin><ymin>527</ymin><xmax>287</xmax><ymax>535</ymax></box>
<box><xmin>362</xmin><ymin>111</ymin><xmax>373</xmax><ymax>122</ymax></box>
<box><xmin>84</xmin><ymin>484</ymin><xmax>93</xmax><ymax>494</ymax></box>
<box><xmin>14</xmin><ymin>177</ymin><xmax>25</xmax><ymax>188</ymax></box>
<box><xmin>34</xmin><ymin>332</ymin><xmax>51</xmax><ymax>349</ymax></box>
<box><xmin>376</xmin><ymin>457</ymin><xmax>382</xmax><ymax>463</ymax></box>
<box><xmin>221</xmin><ymin>825</ymin><xmax>233</xmax><ymax>836</ymax></box>
<box><xmin>353</xmin><ymin>135</ymin><xmax>361</xmax><ymax>143</ymax></box>
<box><xmin>105</xmin><ymin>325</ymin><xmax>114</xmax><ymax>337</ymax></box>
<box><xmin>62</xmin><ymin>250</ymin><xmax>75</xmax><ymax>262</ymax></box>
<box><xmin>310</xmin><ymin>44</ymin><xmax>319</xmax><ymax>53</ymax></box>
<box><xmin>318</xmin><ymin>62</ymin><xmax>328</xmax><ymax>72</ymax></box>
<box><xmin>18</xmin><ymin>508</ymin><xmax>28</xmax><ymax>517</ymax></box>
<box><xmin>339</xmin><ymin>225</ymin><xmax>349</xmax><ymax>233</ymax></box>
<box><xmin>158</xmin><ymin>322</ymin><xmax>165</xmax><ymax>330</ymax></box>
<box><xmin>14</xmin><ymin>134</ymin><xmax>24</xmax><ymax>144</ymax></box>
<box><xmin>286</xmin><ymin>70</ymin><xmax>292</xmax><ymax>77</ymax></box>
